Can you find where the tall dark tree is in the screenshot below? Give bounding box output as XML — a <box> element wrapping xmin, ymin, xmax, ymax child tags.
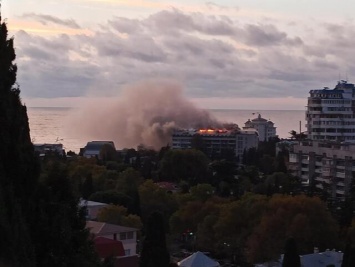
<box><xmin>34</xmin><ymin>161</ymin><xmax>100</xmax><ymax>267</ymax></box>
<box><xmin>341</xmin><ymin>240</ymin><xmax>355</xmax><ymax>267</ymax></box>
<box><xmin>0</xmin><ymin>11</ymin><xmax>39</xmax><ymax>266</ymax></box>
<box><xmin>140</xmin><ymin>211</ymin><xmax>170</xmax><ymax>267</ymax></box>
<box><xmin>282</xmin><ymin>238</ymin><xmax>300</xmax><ymax>267</ymax></box>
<box><xmin>0</xmin><ymin>11</ymin><xmax>100</xmax><ymax>267</ymax></box>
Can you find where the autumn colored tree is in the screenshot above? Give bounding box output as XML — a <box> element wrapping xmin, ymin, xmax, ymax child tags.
<box><xmin>246</xmin><ymin>195</ymin><xmax>338</xmax><ymax>263</ymax></box>
<box><xmin>214</xmin><ymin>194</ymin><xmax>268</xmax><ymax>264</ymax></box>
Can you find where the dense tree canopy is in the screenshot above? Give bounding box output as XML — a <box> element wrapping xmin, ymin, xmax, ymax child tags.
<box><xmin>159</xmin><ymin>149</ymin><xmax>210</xmax><ymax>184</ymax></box>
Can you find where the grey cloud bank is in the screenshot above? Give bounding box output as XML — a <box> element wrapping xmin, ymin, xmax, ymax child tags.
<box><xmin>12</xmin><ymin>8</ymin><xmax>355</xmax><ymax>103</ymax></box>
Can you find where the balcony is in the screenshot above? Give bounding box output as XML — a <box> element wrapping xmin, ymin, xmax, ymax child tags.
<box><xmin>336</xmin><ymin>190</ymin><xmax>345</xmax><ymax>195</ymax></box>
<box><xmin>335</xmin><ymin>172</ymin><xmax>346</xmax><ymax>178</ymax></box>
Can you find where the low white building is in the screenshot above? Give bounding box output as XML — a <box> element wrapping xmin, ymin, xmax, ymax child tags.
<box><xmin>34</xmin><ymin>143</ymin><xmax>65</xmax><ymax>157</ymax></box>
<box><xmin>79</xmin><ymin>199</ymin><xmax>108</xmax><ymax>220</ymax></box>
<box><xmin>243</xmin><ymin>114</ymin><xmax>277</xmax><ymax>141</ymax></box>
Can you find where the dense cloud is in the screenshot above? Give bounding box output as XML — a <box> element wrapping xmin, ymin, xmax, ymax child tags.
<box><xmin>66</xmin><ymin>80</ymin><xmax>222</xmax><ymax>149</ymax></box>
<box><xmin>12</xmin><ymin>8</ymin><xmax>355</xmax><ymax>100</ymax></box>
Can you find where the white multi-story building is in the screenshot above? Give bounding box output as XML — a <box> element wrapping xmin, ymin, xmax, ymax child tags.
<box><xmin>171</xmin><ymin>128</ymin><xmax>258</xmax><ymax>160</ymax></box>
<box><xmin>243</xmin><ymin>113</ymin><xmax>277</xmax><ymax>141</ymax></box>
<box><xmin>287</xmin><ymin>80</ymin><xmax>355</xmax><ymax>199</ymax></box>
<box><xmin>306</xmin><ymin>80</ymin><xmax>355</xmax><ymax>142</ymax></box>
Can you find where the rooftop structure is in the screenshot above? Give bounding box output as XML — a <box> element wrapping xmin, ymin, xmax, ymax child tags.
<box><xmin>306</xmin><ymin>80</ymin><xmax>355</xmax><ymax>142</ymax></box>
<box><xmin>34</xmin><ymin>143</ymin><xmax>65</xmax><ymax>157</ymax></box>
<box><xmin>82</xmin><ymin>141</ymin><xmax>116</xmax><ymax>159</ymax></box>
<box><xmin>255</xmin><ymin>249</ymin><xmax>343</xmax><ymax>267</ymax></box>
<box><xmin>243</xmin><ymin>113</ymin><xmax>277</xmax><ymax>141</ymax></box>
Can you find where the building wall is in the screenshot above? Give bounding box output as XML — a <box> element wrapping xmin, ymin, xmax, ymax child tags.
<box><xmin>172</xmin><ymin>129</ymin><xmax>258</xmax><ymax>160</ymax></box>
<box><xmin>289</xmin><ymin>141</ymin><xmax>355</xmax><ymax>199</ymax></box>
<box><xmin>243</xmin><ymin>114</ymin><xmax>277</xmax><ymax>141</ymax></box>
<box><xmin>306</xmin><ymin>81</ymin><xmax>355</xmax><ymax>142</ymax></box>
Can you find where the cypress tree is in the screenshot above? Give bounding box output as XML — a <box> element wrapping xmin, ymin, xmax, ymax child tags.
<box><xmin>140</xmin><ymin>211</ymin><xmax>170</xmax><ymax>267</ymax></box>
<box><xmin>0</xmin><ymin>10</ymin><xmax>100</xmax><ymax>266</ymax></box>
<box><xmin>282</xmin><ymin>237</ymin><xmax>300</xmax><ymax>267</ymax></box>
<box><xmin>0</xmin><ymin>10</ymin><xmax>39</xmax><ymax>267</ymax></box>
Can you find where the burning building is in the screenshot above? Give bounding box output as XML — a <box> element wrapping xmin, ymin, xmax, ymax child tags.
<box><xmin>171</xmin><ymin>127</ymin><xmax>258</xmax><ymax>160</ymax></box>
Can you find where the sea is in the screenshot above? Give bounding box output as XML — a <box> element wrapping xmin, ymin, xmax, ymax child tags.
<box><xmin>27</xmin><ymin>107</ymin><xmax>306</xmax><ymax>153</ymax></box>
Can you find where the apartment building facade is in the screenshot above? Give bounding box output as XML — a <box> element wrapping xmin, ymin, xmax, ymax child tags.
<box><xmin>289</xmin><ymin>141</ymin><xmax>355</xmax><ymax>199</ymax></box>
<box><xmin>171</xmin><ymin>128</ymin><xmax>259</xmax><ymax>160</ymax></box>
<box><xmin>287</xmin><ymin>81</ymin><xmax>355</xmax><ymax>199</ymax></box>
<box><xmin>306</xmin><ymin>80</ymin><xmax>355</xmax><ymax>142</ymax></box>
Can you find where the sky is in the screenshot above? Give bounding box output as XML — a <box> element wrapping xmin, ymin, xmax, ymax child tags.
<box><xmin>3</xmin><ymin>0</ymin><xmax>355</xmax><ymax>110</ymax></box>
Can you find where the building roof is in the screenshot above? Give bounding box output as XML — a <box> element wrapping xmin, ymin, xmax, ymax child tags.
<box><xmin>251</xmin><ymin>114</ymin><xmax>268</xmax><ymax>122</ymax></box>
<box><xmin>85</xmin><ymin>141</ymin><xmax>116</xmax><ymax>151</ymax></box>
<box><xmin>178</xmin><ymin>251</ymin><xmax>220</xmax><ymax>267</ymax></box>
<box><xmin>300</xmin><ymin>250</ymin><xmax>343</xmax><ymax>267</ymax></box>
<box><xmin>86</xmin><ymin>221</ymin><xmax>138</xmax><ymax>235</ymax></box>
<box><xmin>79</xmin><ymin>199</ymin><xmax>108</xmax><ymax>208</ymax></box>
<box><xmin>94</xmin><ymin>236</ymin><xmax>125</xmax><ymax>258</ymax></box>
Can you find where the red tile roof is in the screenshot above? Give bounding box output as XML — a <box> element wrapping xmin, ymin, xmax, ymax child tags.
<box><xmin>94</xmin><ymin>237</ymin><xmax>125</xmax><ymax>258</ymax></box>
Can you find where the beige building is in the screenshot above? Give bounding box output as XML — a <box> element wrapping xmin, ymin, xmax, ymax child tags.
<box><xmin>287</xmin><ymin>81</ymin><xmax>355</xmax><ymax>200</ymax></box>
<box><xmin>243</xmin><ymin>114</ymin><xmax>277</xmax><ymax>141</ymax></box>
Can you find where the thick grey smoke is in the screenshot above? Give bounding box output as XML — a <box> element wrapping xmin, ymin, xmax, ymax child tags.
<box><xmin>67</xmin><ymin>80</ymin><xmax>223</xmax><ymax>150</ymax></box>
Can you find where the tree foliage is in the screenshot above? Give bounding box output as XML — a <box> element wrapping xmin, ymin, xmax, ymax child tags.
<box><xmin>159</xmin><ymin>149</ymin><xmax>210</xmax><ymax>184</ymax></box>
<box><xmin>140</xmin><ymin>211</ymin><xmax>170</xmax><ymax>267</ymax></box>
<box><xmin>0</xmin><ymin>13</ymin><xmax>100</xmax><ymax>266</ymax></box>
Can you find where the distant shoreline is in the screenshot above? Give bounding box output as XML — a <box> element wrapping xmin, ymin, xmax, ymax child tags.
<box><xmin>27</xmin><ymin>106</ymin><xmax>305</xmax><ymax>111</ymax></box>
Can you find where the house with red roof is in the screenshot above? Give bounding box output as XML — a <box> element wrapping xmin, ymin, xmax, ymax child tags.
<box><xmin>87</xmin><ymin>221</ymin><xmax>140</xmax><ymax>267</ymax></box>
<box><xmin>86</xmin><ymin>221</ymin><xmax>138</xmax><ymax>256</ymax></box>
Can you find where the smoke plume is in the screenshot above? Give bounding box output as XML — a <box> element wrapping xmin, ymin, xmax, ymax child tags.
<box><xmin>67</xmin><ymin>79</ymin><xmax>223</xmax><ymax>150</ymax></box>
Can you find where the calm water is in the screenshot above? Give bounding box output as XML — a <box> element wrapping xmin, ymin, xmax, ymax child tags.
<box><xmin>27</xmin><ymin>107</ymin><xmax>306</xmax><ymax>153</ymax></box>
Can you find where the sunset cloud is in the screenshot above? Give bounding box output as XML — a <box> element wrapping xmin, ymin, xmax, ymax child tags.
<box><xmin>3</xmin><ymin>0</ymin><xmax>355</xmax><ymax>110</ymax></box>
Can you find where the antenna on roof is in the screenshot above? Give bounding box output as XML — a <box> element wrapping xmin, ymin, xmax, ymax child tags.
<box><xmin>55</xmin><ymin>137</ymin><xmax>64</xmax><ymax>142</ymax></box>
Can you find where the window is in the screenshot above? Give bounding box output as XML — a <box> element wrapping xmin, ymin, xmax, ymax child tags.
<box><xmin>127</xmin><ymin>231</ymin><xmax>134</xmax><ymax>239</ymax></box>
<box><xmin>120</xmin><ymin>231</ymin><xmax>134</xmax><ymax>240</ymax></box>
<box><xmin>120</xmin><ymin>232</ymin><xmax>127</xmax><ymax>240</ymax></box>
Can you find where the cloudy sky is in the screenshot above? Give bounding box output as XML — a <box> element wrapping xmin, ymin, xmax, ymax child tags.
<box><xmin>3</xmin><ymin>0</ymin><xmax>355</xmax><ymax>109</ymax></box>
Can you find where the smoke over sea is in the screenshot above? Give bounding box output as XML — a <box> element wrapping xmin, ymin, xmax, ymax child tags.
<box><xmin>66</xmin><ymin>80</ymin><xmax>223</xmax><ymax>150</ymax></box>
